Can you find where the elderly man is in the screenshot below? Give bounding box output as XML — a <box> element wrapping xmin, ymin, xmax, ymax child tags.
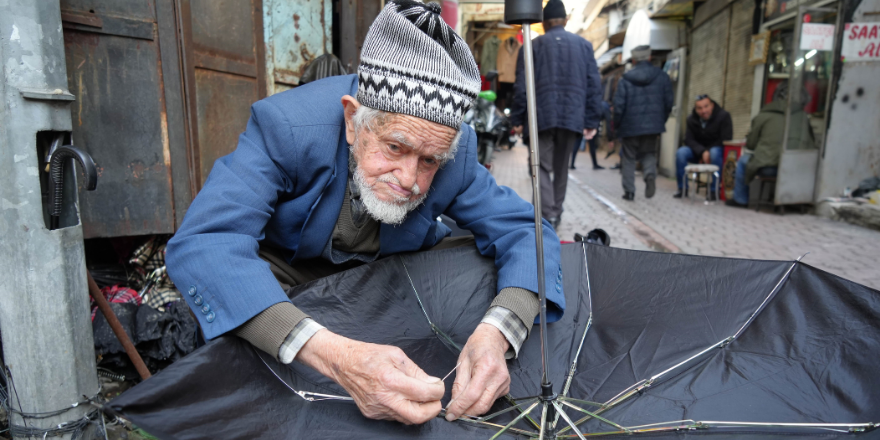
<box><xmin>613</xmin><ymin>45</ymin><xmax>673</xmax><ymax>201</ymax></box>
<box><xmin>166</xmin><ymin>0</ymin><xmax>562</xmax><ymax>428</ymax></box>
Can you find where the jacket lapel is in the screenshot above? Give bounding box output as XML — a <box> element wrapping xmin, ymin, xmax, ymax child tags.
<box><xmin>294</xmin><ymin>128</ymin><xmax>351</xmax><ymax>260</ymax></box>
<box><xmin>379</xmin><ymin>211</ymin><xmax>432</xmax><ymax>255</ymax></box>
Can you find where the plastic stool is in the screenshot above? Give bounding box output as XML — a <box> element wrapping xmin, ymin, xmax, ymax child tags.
<box><xmin>684</xmin><ymin>164</ymin><xmax>720</xmax><ymax>202</ymax></box>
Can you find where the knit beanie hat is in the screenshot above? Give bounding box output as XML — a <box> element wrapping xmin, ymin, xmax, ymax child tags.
<box><xmin>543</xmin><ymin>0</ymin><xmax>567</xmax><ymax>20</ymax></box>
<box><xmin>357</xmin><ymin>0</ymin><xmax>481</xmax><ymax>129</ymax></box>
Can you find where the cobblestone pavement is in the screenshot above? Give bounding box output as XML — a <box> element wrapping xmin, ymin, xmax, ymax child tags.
<box><xmin>490</xmin><ymin>144</ymin><xmax>880</xmax><ymax>291</ymax></box>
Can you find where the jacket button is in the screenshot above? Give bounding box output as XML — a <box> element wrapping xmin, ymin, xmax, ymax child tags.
<box><xmin>193</xmin><ymin>294</ymin><xmax>203</xmax><ymax>306</ymax></box>
<box><xmin>206</xmin><ymin>311</ymin><xmax>215</xmax><ymax>323</ymax></box>
<box><xmin>188</xmin><ymin>286</ymin><xmax>196</xmax><ymax>296</ymax></box>
<box><xmin>200</xmin><ymin>304</ymin><xmax>211</xmax><ymax>315</ymax></box>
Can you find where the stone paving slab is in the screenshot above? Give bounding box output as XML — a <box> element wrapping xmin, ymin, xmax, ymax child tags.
<box><xmin>490</xmin><ymin>144</ymin><xmax>880</xmax><ymax>291</ymax></box>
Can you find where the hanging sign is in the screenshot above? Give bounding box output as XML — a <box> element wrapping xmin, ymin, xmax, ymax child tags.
<box><xmin>800</xmin><ymin>23</ymin><xmax>835</xmax><ymax>50</ymax></box>
<box><xmin>842</xmin><ymin>22</ymin><xmax>880</xmax><ymax>62</ymax></box>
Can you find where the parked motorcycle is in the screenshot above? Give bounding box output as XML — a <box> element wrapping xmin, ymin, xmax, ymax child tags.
<box><xmin>463</xmin><ymin>80</ymin><xmax>511</xmax><ymax>169</ymax></box>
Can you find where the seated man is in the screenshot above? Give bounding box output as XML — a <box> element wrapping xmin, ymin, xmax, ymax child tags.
<box><xmin>727</xmin><ymin>81</ymin><xmax>815</xmax><ymax>207</ymax></box>
<box><xmin>166</xmin><ymin>0</ymin><xmax>562</xmax><ymax>427</ymax></box>
<box><xmin>674</xmin><ymin>94</ymin><xmax>733</xmax><ymax>199</ymax></box>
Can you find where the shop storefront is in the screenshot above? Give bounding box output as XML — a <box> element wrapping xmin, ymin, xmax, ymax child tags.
<box><xmin>750</xmin><ymin>0</ymin><xmax>842</xmax><ymax>205</ymax></box>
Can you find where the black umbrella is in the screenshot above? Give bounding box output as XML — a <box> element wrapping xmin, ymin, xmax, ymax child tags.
<box><xmin>106</xmin><ymin>243</ymin><xmax>880</xmax><ymax>439</ymax></box>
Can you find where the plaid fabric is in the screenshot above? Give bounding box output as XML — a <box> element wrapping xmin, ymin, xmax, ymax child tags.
<box><xmin>129</xmin><ymin>237</ymin><xmax>176</xmax><ymax>303</ymax></box>
<box><xmin>481</xmin><ymin>306</ymin><xmax>529</xmax><ymax>359</ymax></box>
<box><xmin>143</xmin><ymin>286</ymin><xmax>183</xmax><ymax>310</ymax></box>
<box><xmin>91</xmin><ymin>285</ymin><xmax>142</xmax><ymax>321</ymax></box>
<box><xmin>278</xmin><ymin>318</ymin><xmax>326</xmax><ymax>364</ymax></box>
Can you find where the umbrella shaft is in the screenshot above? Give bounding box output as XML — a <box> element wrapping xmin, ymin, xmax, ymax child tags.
<box><xmin>522</xmin><ymin>26</ymin><xmax>551</xmax><ymax>388</ymax></box>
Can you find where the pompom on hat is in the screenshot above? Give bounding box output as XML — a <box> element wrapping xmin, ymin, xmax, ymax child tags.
<box><xmin>356</xmin><ymin>0</ymin><xmax>481</xmax><ymax>129</ymax></box>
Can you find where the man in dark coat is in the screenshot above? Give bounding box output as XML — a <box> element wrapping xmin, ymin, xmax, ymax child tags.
<box><xmin>727</xmin><ymin>81</ymin><xmax>815</xmax><ymax>207</ymax></box>
<box><xmin>613</xmin><ymin>45</ymin><xmax>674</xmax><ymax>200</ymax></box>
<box><xmin>675</xmin><ymin>95</ymin><xmax>733</xmax><ymax>199</ymax></box>
<box><xmin>510</xmin><ymin>0</ymin><xmax>602</xmax><ymax>228</ymax></box>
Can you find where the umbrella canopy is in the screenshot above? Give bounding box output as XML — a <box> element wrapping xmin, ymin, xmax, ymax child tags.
<box><xmin>106</xmin><ymin>244</ymin><xmax>880</xmax><ymax>439</ymax></box>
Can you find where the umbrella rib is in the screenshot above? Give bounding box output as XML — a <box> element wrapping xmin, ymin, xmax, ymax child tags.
<box><xmin>732</xmin><ymin>255</ymin><xmax>804</xmax><ymax>340</ymax></box>
<box><xmin>254</xmin><ymin>347</ymin><xmax>354</xmax><ymax>403</ymax></box>
<box><xmin>558</xmin><ymin>399</ymin><xmax>629</xmax><ymax>432</ymax></box>
<box><xmin>555</xmin><ymin>243</ymin><xmax>595</xmax><ymax>428</ymax></box>
<box><xmin>487</xmin><ymin>401</ymin><xmax>541</xmax><ymax>440</ymax></box>
<box><xmin>538</xmin><ymin>402</ymin><xmax>549</xmax><ymax>440</ymax></box>
<box><xmin>552</xmin><ymin>401</ymin><xmax>587</xmax><ymax>440</ymax></box>
<box><xmin>560</xmin><ymin>255</ymin><xmax>805</xmax><ymax>433</ymax></box>
<box><xmin>561</xmin><ymin>243</ymin><xmax>594</xmax><ymax>399</ymax></box>
<box><xmin>475</xmin><ymin>398</ymin><xmax>539</xmax><ymax>422</ymax></box>
<box><xmin>443</xmin><ymin>411</ymin><xmax>541</xmax><ymax>437</ymax></box>
<box><xmin>558</xmin><ymin>396</ymin><xmax>606</xmax><ymax>408</ymax></box>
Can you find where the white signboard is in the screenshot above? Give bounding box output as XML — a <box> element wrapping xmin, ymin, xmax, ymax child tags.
<box><xmin>842</xmin><ymin>22</ymin><xmax>880</xmax><ymax>62</ymax></box>
<box><xmin>800</xmin><ymin>23</ymin><xmax>835</xmax><ymax>51</ymax></box>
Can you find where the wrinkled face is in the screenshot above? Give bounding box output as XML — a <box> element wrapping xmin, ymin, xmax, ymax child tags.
<box><xmin>342</xmin><ymin>96</ymin><xmax>457</xmax><ymax>220</ymax></box>
<box><xmin>351</xmin><ymin>115</ymin><xmax>456</xmax><ymax>206</ymax></box>
<box><xmin>695</xmin><ymin>98</ymin><xmax>714</xmax><ymax>121</ymax></box>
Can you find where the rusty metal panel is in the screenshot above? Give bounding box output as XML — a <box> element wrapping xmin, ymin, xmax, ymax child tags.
<box><xmin>59</xmin><ymin>0</ymin><xmax>156</xmax><ymax>21</ymax></box>
<box><xmin>264</xmin><ymin>0</ymin><xmax>332</xmax><ymax>91</ymax></box>
<box><xmin>63</xmin><ymin>17</ymin><xmax>176</xmax><ymax>237</ymax></box>
<box><xmin>190</xmin><ymin>0</ymin><xmax>258</xmax><ymax>61</ymax></box>
<box><xmin>339</xmin><ymin>0</ymin><xmax>383</xmax><ymax>72</ymax></box>
<box><xmin>156</xmin><ymin>0</ymin><xmax>193</xmax><ymax>228</ymax></box>
<box><xmin>194</xmin><ymin>69</ymin><xmax>257</xmax><ymax>186</ymax></box>
<box><xmin>180</xmin><ymin>0</ymin><xmax>267</xmax><ymax>189</ymax></box>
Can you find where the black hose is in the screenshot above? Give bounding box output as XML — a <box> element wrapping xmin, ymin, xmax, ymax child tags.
<box><xmin>47</xmin><ymin>145</ymin><xmax>98</xmax><ymax>229</ymax></box>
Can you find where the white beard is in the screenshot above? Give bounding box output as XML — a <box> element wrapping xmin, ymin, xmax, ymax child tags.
<box><xmin>352</xmin><ymin>166</ymin><xmax>427</xmax><ymax>226</ymax></box>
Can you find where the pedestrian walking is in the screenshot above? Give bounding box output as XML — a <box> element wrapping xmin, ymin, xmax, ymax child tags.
<box><xmin>613</xmin><ymin>45</ymin><xmax>674</xmax><ymax>201</ymax></box>
<box><xmin>510</xmin><ymin>0</ymin><xmax>603</xmax><ymax>228</ymax></box>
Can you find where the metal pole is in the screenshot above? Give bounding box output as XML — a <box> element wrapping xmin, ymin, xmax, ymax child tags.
<box><xmin>0</xmin><ymin>1</ymin><xmax>99</xmax><ymax>438</ymax></box>
<box><xmin>521</xmin><ymin>25</ymin><xmax>552</xmax><ymax>389</ymax></box>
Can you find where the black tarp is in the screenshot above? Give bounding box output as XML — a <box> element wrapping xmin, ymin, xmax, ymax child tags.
<box><xmin>107</xmin><ymin>244</ymin><xmax>880</xmax><ymax>439</ymax></box>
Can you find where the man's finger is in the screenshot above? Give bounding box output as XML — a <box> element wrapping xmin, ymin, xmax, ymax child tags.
<box><xmin>446</xmin><ymin>363</ymin><xmax>490</xmax><ymax>420</ymax></box>
<box><xmin>391</xmin><ymin>399</ymin><xmax>443</xmax><ymax>425</ymax></box>
<box><xmin>446</xmin><ymin>357</ymin><xmax>473</xmax><ymax>421</ymax></box>
<box><xmin>400</xmin><ymin>358</ymin><xmax>442</xmax><ymax>385</ymax></box>
<box><xmin>460</xmin><ymin>374</ymin><xmax>509</xmax><ymax>417</ymax></box>
<box><xmin>384</xmin><ymin>369</ymin><xmax>445</xmax><ymax>403</ymax></box>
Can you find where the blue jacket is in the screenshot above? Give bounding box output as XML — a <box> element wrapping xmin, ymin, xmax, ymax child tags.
<box><xmin>509</xmin><ymin>26</ymin><xmax>602</xmax><ymax>135</ymax></box>
<box><xmin>613</xmin><ymin>61</ymin><xmax>674</xmax><ymax>139</ymax></box>
<box><xmin>166</xmin><ymin>75</ymin><xmax>564</xmax><ymax>339</ymax></box>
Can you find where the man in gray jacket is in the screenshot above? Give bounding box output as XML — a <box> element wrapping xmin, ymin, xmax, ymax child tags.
<box><xmin>613</xmin><ymin>46</ymin><xmax>673</xmax><ymax>201</ymax></box>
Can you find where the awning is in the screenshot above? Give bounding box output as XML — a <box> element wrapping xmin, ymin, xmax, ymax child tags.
<box><xmin>596</xmin><ymin>46</ymin><xmax>622</xmax><ymax>68</ymax></box>
<box><xmin>620</xmin><ymin>9</ymin><xmax>687</xmax><ymax>62</ymax></box>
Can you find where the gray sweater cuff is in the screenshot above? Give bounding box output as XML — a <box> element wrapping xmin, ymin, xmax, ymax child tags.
<box><xmin>234</xmin><ymin>302</ymin><xmax>310</xmax><ymax>360</ymax></box>
<box><xmin>491</xmin><ymin>287</ymin><xmax>539</xmax><ymax>335</ymax></box>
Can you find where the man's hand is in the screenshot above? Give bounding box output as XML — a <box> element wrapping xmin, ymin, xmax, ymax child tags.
<box><xmin>514</xmin><ymin>125</ymin><xmax>523</xmax><ymax>136</ymax></box>
<box><xmin>583</xmin><ymin>128</ymin><xmax>597</xmax><ymax>140</ymax></box>
<box><xmin>297</xmin><ymin>329</ymin><xmax>444</xmax><ymax>424</ymax></box>
<box><xmin>701</xmin><ymin>150</ymin><xmax>710</xmax><ymax>164</ymax></box>
<box><xmin>445</xmin><ymin>323</ymin><xmax>511</xmax><ymax>421</ymax></box>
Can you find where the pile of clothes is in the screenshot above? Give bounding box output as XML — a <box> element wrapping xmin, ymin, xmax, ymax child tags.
<box><xmin>90</xmin><ymin>236</ymin><xmax>199</xmax><ymax>379</ymax></box>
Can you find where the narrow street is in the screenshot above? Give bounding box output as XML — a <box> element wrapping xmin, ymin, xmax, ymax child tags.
<box><xmin>492</xmin><ymin>144</ymin><xmax>880</xmax><ymax>291</ymax></box>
